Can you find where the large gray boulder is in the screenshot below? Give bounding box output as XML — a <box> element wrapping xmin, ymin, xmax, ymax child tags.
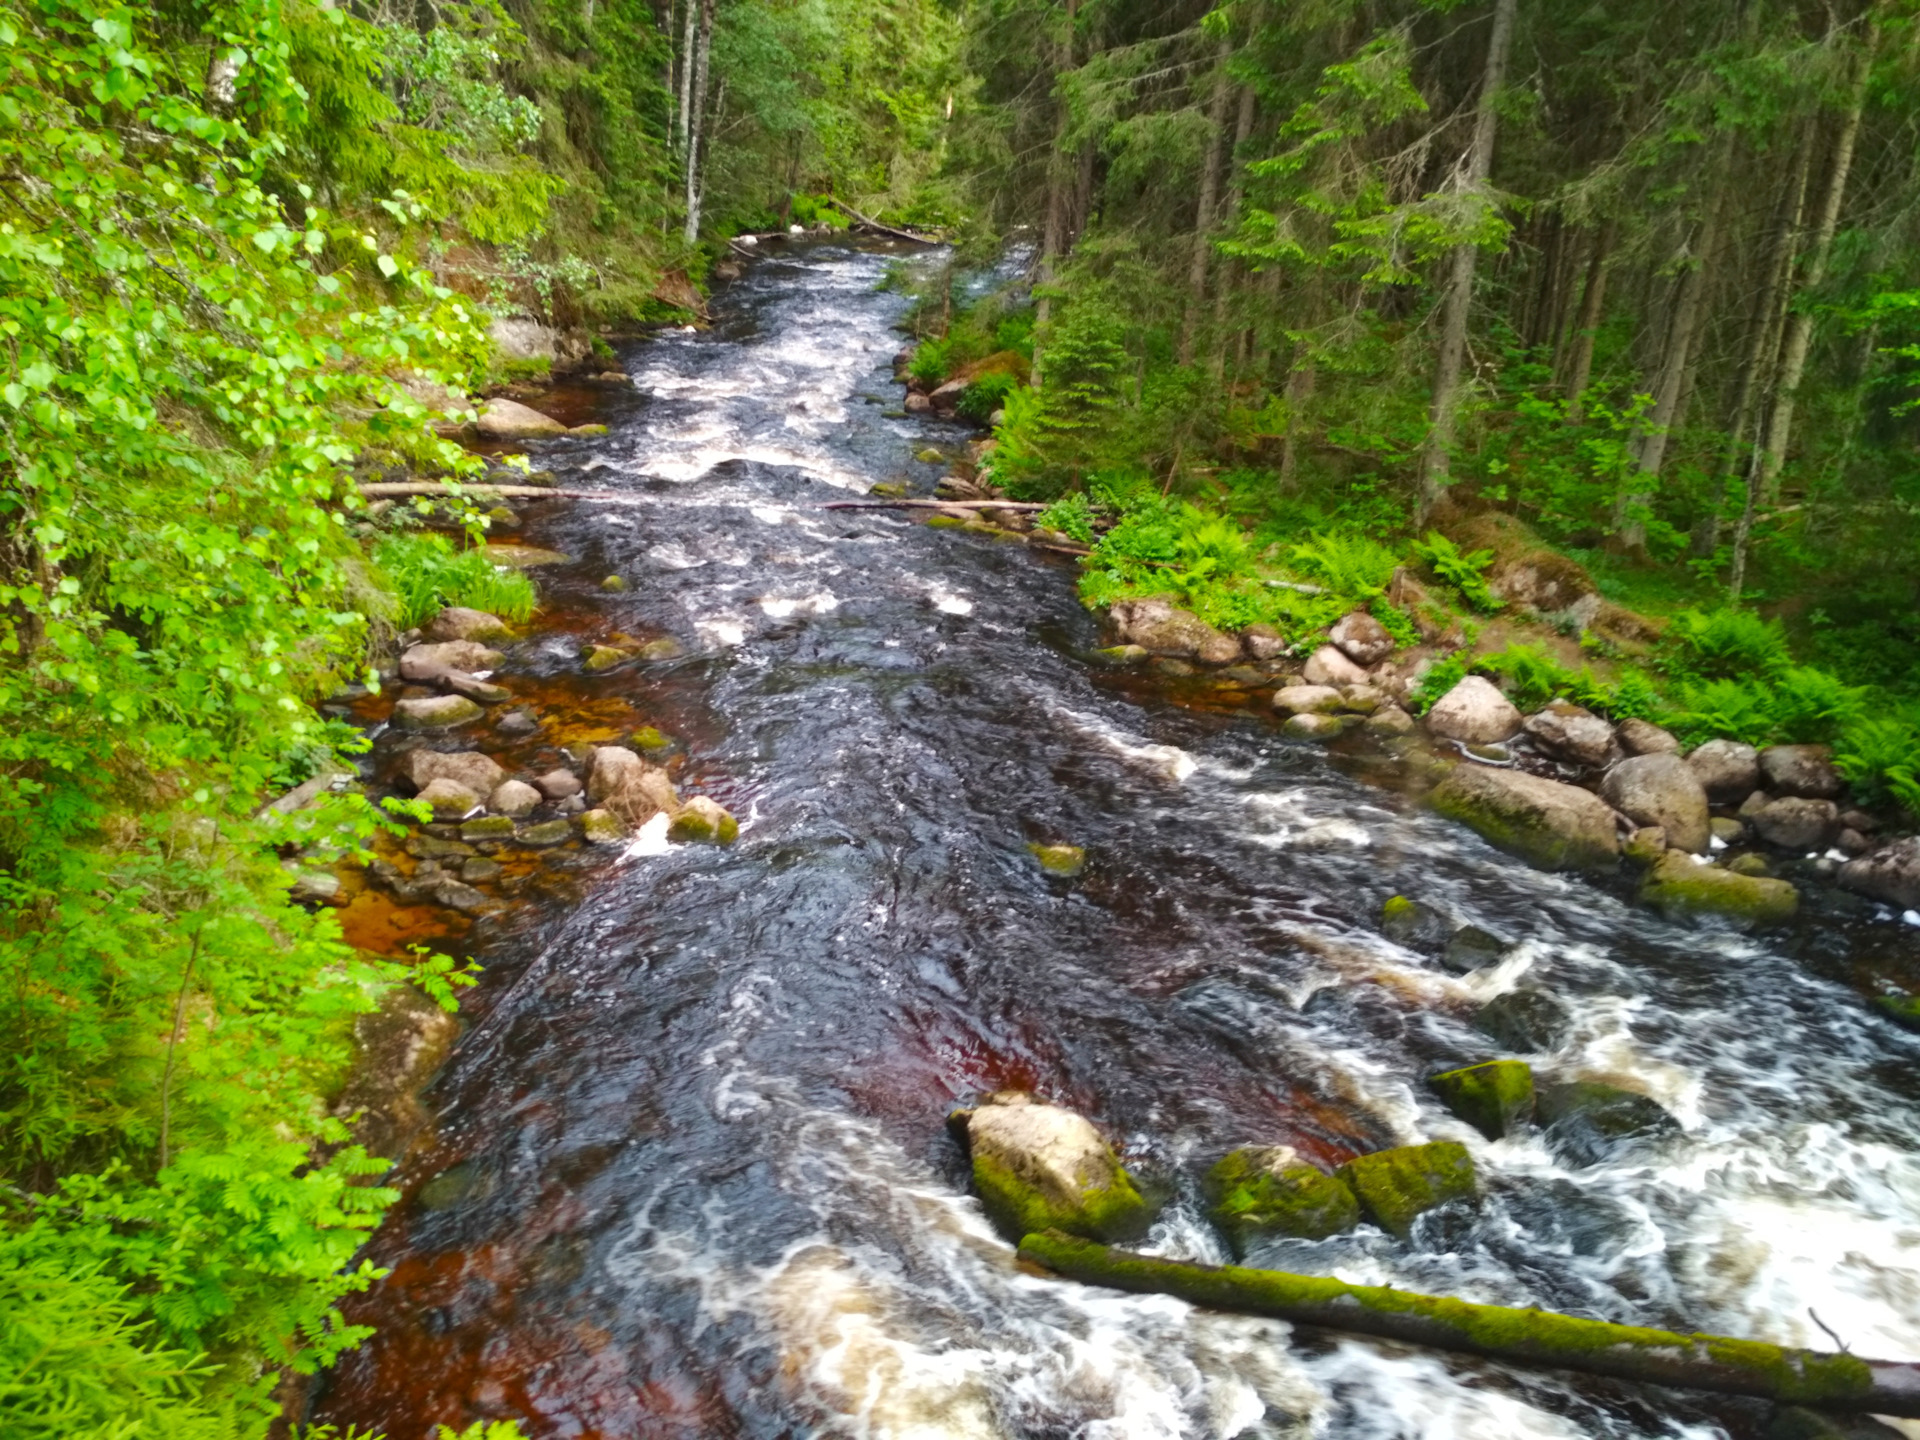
<box><xmin>1601</xmin><ymin>753</ymin><xmax>1711</xmax><ymax>855</ymax></box>
<box><xmin>1840</xmin><ymin>836</ymin><xmax>1920</xmax><ymax>911</ymax></box>
<box><xmin>1640</xmin><ymin>850</ymin><xmax>1798</xmax><ymax>928</ymax></box>
<box><xmin>1686</xmin><ymin>739</ymin><xmax>1760</xmax><ymax>800</ymax></box>
<box><xmin>1617</xmin><ymin>717</ymin><xmax>1680</xmax><ymax>756</ymax></box>
<box><xmin>402</xmin><ymin>640</ymin><xmax>504</xmax><ymax>675</ymax></box>
<box><xmin>415</xmin><ymin>776</ymin><xmax>481</xmax><ymax>820</ymax></box>
<box><xmin>475</xmin><ymin>397</ymin><xmax>567</xmax><ymax>440</ymax></box>
<box><xmin>1271</xmin><ymin>684</ymin><xmax>1343</xmax><ymax>716</ymax></box>
<box><xmin>1759</xmin><ymin>744</ymin><xmax>1843</xmax><ymax>799</ymax></box>
<box><xmin>392</xmin><ymin>694</ymin><xmax>483</xmax><ymax>730</ymax></box>
<box><xmin>1303</xmin><ymin>644</ymin><xmax>1369</xmax><ymax>687</ymax></box>
<box><xmin>1109</xmin><ymin>595</ymin><xmax>1241</xmax><ymax>665</ymax></box>
<box><xmin>1424</xmin><ymin>675</ymin><xmax>1522</xmax><ymax>744</ymax></box>
<box><xmin>1330</xmin><ymin>610</ymin><xmax>1395</xmax><ymax>666</ymax></box>
<box><xmin>1750</xmin><ymin>796</ymin><xmax>1838</xmax><ymax>850</ymax></box>
<box><xmin>424</xmin><ymin>606</ymin><xmax>510</xmax><ymax>643</ymax></box>
<box><xmin>401</xmin><ymin>749</ymin><xmax>505</xmax><ymax>797</ymax></box>
<box><xmin>1523</xmin><ymin>701</ymin><xmax>1616</xmax><ymax>768</ymax></box>
<box><xmin>1429</xmin><ymin>764</ymin><xmax>1620</xmax><ymax>872</ymax></box>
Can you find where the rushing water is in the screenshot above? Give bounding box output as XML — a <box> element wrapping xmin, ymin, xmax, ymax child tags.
<box><xmin>316</xmin><ymin>242</ymin><xmax>1920</xmax><ymax>1440</ymax></box>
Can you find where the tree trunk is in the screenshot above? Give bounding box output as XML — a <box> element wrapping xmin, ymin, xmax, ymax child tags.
<box><xmin>1022</xmin><ymin>1232</ymin><xmax>1920</xmax><ymax>1417</ymax></box>
<box><xmin>1416</xmin><ymin>0</ymin><xmax>1519</xmax><ymax>522</ymax></box>
<box><xmin>676</xmin><ymin>0</ymin><xmax>698</xmax><ymax>157</ymax></box>
<box><xmin>1731</xmin><ymin>23</ymin><xmax>1876</xmax><ymax>598</ymax></box>
<box><xmin>1178</xmin><ymin>36</ymin><xmax>1235</xmax><ymax>366</ymax></box>
<box><xmin>1615</xmin><ymin>190</ymin><xmax>1723</xmax><ymax>550</ymax></box>
<box><xmin>1559</xmin><ymin>219</ymin><xmax>1614</xmax><ymax>420</ymax></box>
<box><xmin>681</xmin><ymin>0</ymin><xmax>716</xmax><ymax>245</ymax></box>
<box><xmin>1031</xmin><ymin>0</ymin><xmax>1080</xmax><ymax>391</ymax></box>
<box><xmin>1210</xmin><ymin>82</ymin><xmax>1259</xmax><ymax>381</ymax></box>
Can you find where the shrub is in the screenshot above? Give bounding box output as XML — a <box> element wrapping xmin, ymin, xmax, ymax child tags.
<box><xmin>373</xmin><ymin>532</ymin><xmax>536</xmax><ymax>628</ymax></box>
<box><xmin>1669</xmin><ymin>608</ymin><xmax>1791</xmax><ymax>679</ymax></box>
<box><xmin>1034</xmin><ymin>491</ymin><xmax>1095</xmax><ymax>545</ymax></box>
<box><xmin>958</xmin><ymin>370</ymin><xmax>1018</xmax><ymax>420</ymax></box>
<box><xmin>1837</xmin><ymin>709</ymin><xmax>1920</xmax><ymax>819</ymax></box>
<box><xmin>907</xmin><ymin>337</ymin><xmax>953</xmax><ymax>385</ymax></box>
<box><xmin>1769</xmin><ymin>666</ymin><xmax>1869</xmax><ymax>744</ymax></box>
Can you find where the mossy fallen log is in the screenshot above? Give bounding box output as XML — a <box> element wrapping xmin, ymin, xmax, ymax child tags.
<box><xmin>1017</xmin><ymin>1231</ymin><xmax>1920</xmax><ymax>1415</ymax></box>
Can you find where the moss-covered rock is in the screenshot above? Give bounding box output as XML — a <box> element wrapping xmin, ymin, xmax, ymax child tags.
<box><xmin>1284</xmin><ymin>712</ymin><xmax>1346</xmax><ymax>740</ymax></box>
<box><xmin>515</xmin><ymin>818</ymin><xmax>573</xmax><ymax>847</ymax></box>
<box><xmin>1536</xmin><ymin>1081</ymin><xmax>1678</xmax><ymax>1167</ymax></box>
<box><xmin>583</xmin><ymin>644</ymin><xmax>633</xmax><ymax>672</ymax></box>
<box><xmin>393</xmin><ymin>694</ymin><xmax>485</xmax><ymax>731</ymax></box>
<box><xmin>668</xmin><ymin>796</ymin><xmax>739</xmax><ymax>845</ymax></box>
<box><xmin>1337</xmin><ymin>1141</ymin><xmax>1477</xmax><ymax>1239</ymax></box>
<box><xmin>1441</xmin><ymin>925</ymin><xmax>1510</xmax><ymax>974</ymax></box>
<box><xmin>1429</xmin><ymin>764</ymin><xmax>1619</xmax><ymax>872</ymax></box>
<box><xmin>1430</xmin><ymin>1060</ymin><xmax>1535</xmax><ymax>1140</ymax></box>
<box><xmin>460</xmin><ymin>815</ymin><xmax>516</xmax><ymax>842</ymax></box>
<box><xmin>1875</xmin><ymin>994</ymin><xmax>1920</xmax><ymax>1033</ymax></box>
<box><xmin>637</xmin><ymin>637</ymin><xmax>682</xmax><ymax>660</ymax></box>
<box><xmin>1028</xmin><ymin>842</ymin><xmax>1086</xmax><ymax>876</ymax></box>
<box><xmin>1381</xmin><ymin>895</ymin><xmax>1449</xmax><ymax>950</ymax></box>
<box><xmin>1205</xmin><ymin>1146</ymin><xmax>1360</xmax><ymax>1253</ymax></box>
<box><xmin>1640</xmin><ymin>850</ymin><xmax>1798</xmax><ymax>928</ymax></box>
<box><xmin>925</xmin><ymin>513</ymin><xmax>966</xmax><ymax>529</ymax></box>
<box><xmin>631</xmin><ymin>726</ymin><xmax>674</xmax><ymax>753</ymax></box>
<box><xmin>956</xmin><ymin>1093</ymin><xmax>1155</xmax><ymax>1244</ymax></box>
<box><xmin>579</xmin><ymin>808</ymin><xmax>629</xmax><ymax>845</ymax></box>
<box><xmin>1473</xmin><ymin>989</ymin><xmax>1574</xmax><ymax>1053</ymax></box>
<box><xmin>600</xmin><ymin>574</ymin><xmax>627</xmax><ymax>592</ymax></box>
<box><xmin>1093</xmin><ymin>644</ymin><xmax>1149</xmax><ymax>665</ymax></box>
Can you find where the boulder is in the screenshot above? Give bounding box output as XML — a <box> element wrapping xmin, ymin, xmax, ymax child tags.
<box><xmin>1759</xmin><ymin>744</ymin><xmax>1843</xmax><ymax>799</ymax></box>
<box><xmin>1600</xmin><ymin>753</ymin><xmax>1711</xmax><ymax>855</ymax></box>
<box><xmin>1617</xmin><ymin>717</ymin><xmax>1680</xmax><ymax>756</ymax></box>
<box><xmin>402</xmin><ymin>640</ymin><xmax>505</xmax><ymax>675</ymax></box>
<box><xmin>393</xmin><ymin>694</ymin><xmax>483</xmax><ymax>731</ymax></box>
<box><xmin>1749</xmin><ymin>796</ymin><xmax>1838</xmax><ymax>850</ymax></box>
<box><xmin>1429</xmin><ymin>764</ymin><xmax>1620</xmax><ymax>872</ymax></box>
<box><xmin>1522</xmin><ymin>701</ymin><xmax>1617</xmax><ymax>768</ymax></box>
<box><xmin>1473</xmin><ymin>989</ymin><xmax>1573</xmax><ymax>1053</ymax></box>
<box><xmin>1623</xmin><ymin>826</ymin><xmax>1667</xmax><ymax>866</ymax></box>
<box><xmin>1709</xmin><ymin>817</ymin><xmax>1746</xmax><ymax>845</ymax></box>
<box><xmin>1536</xmin><ymin>1081</ymin><xmax>1678</xmax><ymax>1168</ymax></box>
<box><xmin>516</xmin><ymin>818</ymin><xmax>573</xmax><ymax>847</ymax></box>
<box><xmin>288</xmin><ymin>870</ymin><xmax>342</xmax><ymax>906</ymax></box>
<box><xmin>1028</xmin><ymin>842</ymin><xmax>1085</xmax><ymax>876</ymax></box>
<box><xmin>583</xmin><ymin>644</ymin><xmax>633</xmax><ymax>673</ymax></box>
<box><xmin>1686</xmin><ymin>739</ymin><xmax>1760</xmax><ymax>801</ymax></box>
<box><xmin>1441</xmin><ymin>925</ymin><xmax>1509</xmax><ymax>974</ymax></box>
<box><xmin>1839</xmin><ymin>836</ymin><xmax>1920</xmax><ymax>911</ymax></box>
<box><xmin>587</xmin><ymin>745</ymin><xmax>679</xmax><ymax>824</ymax></box>
<box><xmin>489</xmin><ymin>316</ymin><xmax>557</xmax><ymax>362</ymax></box>
<box><xmin>1430</xmin><ymin>1060</ymin><xmax>1534</xmax><ymax>1140</ymax></box>
<box><xmin>1271</xmin><ymin>685</ymin><xmax>1343</xmax><ymax>716</ymax></box>
<box><xmin>1283</xmin><ymin>713</ymin><xmax>1346</xmax><ymax>740</ymax></box>
<box><xmin>1639</xmin><ymin>850</ymin><xmax>1798</xmax><ymax>928</ymax></box>
<box><xmin>1366</xmin><ymin>705</ymin><xmax>1415</xmax><ymax>737</ymax></box>
<box><xmin>534</xmin><ymin>767</ymin><xmax>583</xmax><ymax>800</ymax></box>
<box><xmin>460</xmin><ymin>815</ymin><xmax>515</xmax><ymax>842</ymax></box>
<box><xmin>1381</xmin><ymin>895</ymin><xmax>1449</xmax><ymax>951</ymax></box>
<box><xmin>1205</xmin><ymin>1146</ymin><xmax>1359</xmax><ymax>1254</ymax></box>
<box><xmin>401</xmin><ymin>749</ymin><xmax>505</xmax><ymax>798</ymax></box>
<box><xmin>904</xmin><ymin>392</ymin><xmax>932</xmax><ymax>414</ymax></box>
<box><xmin>1738</xmin><ymin>789</ymin><xmax>1773</xmax><ymax>819</ymax></box>
<box><xmin>431</xmin><ymin>878</ymin><xmax>495</xmax><ymax>914</ymax></box>
<box><xmin>1729</xmin><ymin>852</ymin><xmax>1772</xmax><ymax>876</ymax></box>
<box><xmin>489</xmin><ymin>779</ymin><xmax>541</xmax><ymax>818</ymax></box>
<box><xmin>474</xmin><ymin>397</ymin><xmax>567</xmax><ymax>440</ymax></box>
<box><xmin>496</xmin><ymin>710</ymin><xmax>539</xmax><ymax>737</ymax></box>
<box><xmin>1108</xmin><ymin>595</ymin><xmax>1242</xmax><ymax>665</ymax></box>
<box><xmin>1338</xmin><ymin>684</ymin><xmax>1387</xmax><ymax>714</ymax></box>
<box><xmin>1337</xmin><ymin>1141</ymin><xmax>1477</xmax><ymax>1239</ymax></box>
<box><xmin>415</xmin><ymin>776</ymin><xmax>481</xmax><ymax>819</ymax></box>
<box><xmin>1424</xmin><ymin>675</ymin><xmax>1522</xmax><ymax>744</ymax></box>
<box><xmin>579</xmin><ymin>808</ymin><xmax>630</xmax><ymax>845</ymax></box>
<box><xmin>1303</xmin><ymin>644</ymin><xmax>1369</xmax><ymax>687</ymax></box>
<box><xmin>1838</xmin><ymin>828</ymin><xmax>1872</xmax><ymax>857</ymax></box>
<box><xmin>1330</xmin><ymin>611</ymin><xmax>1395</xmax><ymax>666</ymax></box>
<box><xmin>1241</xmin><ymin>623</ymin><xmax>1284</xmax><ymax>661</ymax></box>
<box><xmin>954</xmin><ymin>1092</ymin><xmax>1155</xmax><ymax>1243</ymax></box>
<box><xmin>424</xmin><ymin>607</ymin><xmax>509</xmax><ymax>643</ymax></box>
<box><xmin>669</xmin><ymin>796</ymin><xmax>740</xmax><ymax>845</ymax></box>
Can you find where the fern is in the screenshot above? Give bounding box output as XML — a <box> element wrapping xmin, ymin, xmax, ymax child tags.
<box><xmin>1289</xmin><ymin>531</ymin><xmax>1398</xmax><ymax>600</ymax></box>
<box><xmin>1668</xmin><ymin>608</ymin><xmax>1791</xmax><ymax>679</ymax></box>
<box><xmin>1411</xmin><ymin>531</ymin><xmax>1504</xmax><ymax>612</ymax></box>
<box><xmin>1033</xmin><ymin>491</ymin><xmax>1095</xmax><ymax>545</ymax></box>
<box><xmin>1409</xmin><ymin>653</ymin><xmax>1473</xmax><ymax>715</ymax></box>
<box><xmin>1837</xmin><ymin>711</ymin><xmax>1920</xmax><ymax>819</ymax></box>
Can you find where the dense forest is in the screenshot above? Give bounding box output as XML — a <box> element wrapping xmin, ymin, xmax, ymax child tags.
<box><xmin>3</xmin><ymin>0</ymin><xmax>1918</xmax><ymax>1435</ymax></box>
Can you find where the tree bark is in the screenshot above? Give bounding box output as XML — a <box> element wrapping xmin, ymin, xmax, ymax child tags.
<box><xmin>1178</xmin><ymin>35</ymin><xmax>1235</xmax><ymax>366</ymax></box>
<box><xmin>1210</xmin><ymin>81</ymin><xmax>1259</xmax><ymax>381</ymax></box>
<box><xmin>1416</xmin><ymin>0</ymin><xmax>1519</xmax><ymax>522</ymax></box>
<box><xmin>681</xmin><ymin>0</ymin><xmax>716</xmax><ymax>245</ymax></box>
<box><xmin>1031</xmin><ymin>0</ymin><xmax>1081</xmax><ymax>391</ymax></box>
<box><xmin>676</xmin><ymin>0</ymin><xmax>697</xmax><ymax>157</ymax></box>
<box><xmin>1560</xmin><ymin>219</ymin><xmax>1615</xmax><ymax>420</ymax></box>
<box><xmin>1731</xmin><ymin>22</ymin><xmax>1876</xmax><ymax>598</ymax></box>
<box><xmin>1021</xmin><ymin>1232</ymin><xmax>1920</xmax><ymax>1416</ymax></box>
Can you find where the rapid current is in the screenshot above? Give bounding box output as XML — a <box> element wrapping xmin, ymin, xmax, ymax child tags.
<box><xmin>315</xmin><ymin>241</ymin><xmax>1920</xmax><ymax>1439</ymax></box>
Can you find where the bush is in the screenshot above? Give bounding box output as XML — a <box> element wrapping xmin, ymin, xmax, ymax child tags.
<box><xmin>1669</xmin><ymin>608</ymin><xmax>1791</xmax><ymax>679</ymax></box>
<box><xmin>1411</xmin><ymin>532</ymin><xmax>1503</xmax><ymax>612</ymax></box>
<box><xmin>1837</xmin><ymin>709</ymin><xmax>1920</xmax><ymax>818</ymax></box>
<box><xmin>373</xmin><ymin>532</ymin><xmax>536</xmax><ymax>628</ymax></box>
<box><xmin>1288</xmin><ymin>531</ymin><xmax>1399</xmax><ymax>601</ymax></box>
<box><xmin>958</xmin><ymin>370</ymin><xmax>1018</xmax><ymax>420</ymax></box>
<box><xmin>1034</xmin><ymin>491</ymin><xmax>1095</xmax><ymax>545</ymax></box>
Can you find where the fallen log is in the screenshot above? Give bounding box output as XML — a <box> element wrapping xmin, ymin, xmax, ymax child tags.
<box><xmin>357</xmin><ymin>482</ymin><xmax>646</xmax><ymax>504</ymax></box>
<box><xmin>1018</xmin><ymin>1231</ymin><xmax>1920</xmax><ymax>1416</ymax></box>
<box><xmin>823</xmin><ymin>499</ymin><xmax>1047</xmax><ymax>511</ymax></box>
<box><xmin>822</xmin><ymin>196</ymin><xmax>940</xmax><ymax>245</ymax></box>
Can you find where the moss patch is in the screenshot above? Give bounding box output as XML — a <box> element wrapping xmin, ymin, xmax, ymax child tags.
<box><xmin>1206</xmin><ymin>1148</ymin><xmax>1360</xmax><ymax>1252</ymax></box>
<box><xmin>1338</xmin><ymin>1141</ymin><xmax>1477</xmax><ymax>1238</ymax></box>
<box><xmin>1029</xmin><ymin>842</ymin><xmax>1087</xmax><ymax>877</ymax></box>
<box><xmin>971</xmin><ymin>1150</ymin><xmax>1152</xmax><ymax>1244</ymax></box>
<box><xmin>1640</xmin><ymin>851</ymin><xmax>1798</xmax><ymax>928</ymax></box>
<box><xmin>1430</xmin><ymin>1060</ymin><xmax>1534</xmax><ymax>1140</ymax></box>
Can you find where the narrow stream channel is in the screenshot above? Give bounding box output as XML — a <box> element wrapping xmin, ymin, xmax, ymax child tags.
<box><xmin>315</xmin><ymin>241</ymin><xmax>1920</xmax><ymax>1440</ymax></box>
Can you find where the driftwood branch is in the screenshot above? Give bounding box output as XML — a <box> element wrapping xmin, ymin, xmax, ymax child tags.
<box><xmin>1019</xmin><ymin>1232</ymin><xmax>1920</xmax><ymax>1416</ymax></box>
<box><xmin>357</xmin><ymin>483</ymin><xmax>645</xmax><ymax>503</ymax></box>
<box><xmin>821</xmin><ymin>196</ymin><xmax>940</xmax><ymax>245</ymax></box>
<box><xmin>823</xmin><ymin>498</ymin><xmax>1047</xmax><ymax>512</ymax></box>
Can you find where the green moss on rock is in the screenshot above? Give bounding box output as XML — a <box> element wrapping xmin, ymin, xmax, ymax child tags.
<box><xmin>1338</xmin><ymin>1141</ymin><xmax>1477</xmax><ymax>1238</ymax></box>
<box><xmin>1428</xmin><ymin>764</ymin><xmax>1619</xmax><ymax>872</ymax></box>
<box><xmin>1876</xmin><ymin>994</ymin><xmax>1920</xmax><ymax>1033</ymax></box>
<box><xmin>1430</xmin><ymin>1060</ymin><xmax>1534</xmax><ymax>1139</ymax></box>
<box><xmin>925</xmin><ymin>514</ymin><xmax>966</xmax><ymax>530</ymax></box>
<box><xmin>1640</xmin><ymin>850</ymin><xmax>1798</xmax><ymax>928</ymax></box>
<box><xmin>1205</xmin><ymin>1147</ymin><xmax>1360</xmax><ymax>1253</ymax></box>
<box><xmin>1029</xmin><ymin>842</ymin><xmax>1086</xmax><ymax>877</ymax></box>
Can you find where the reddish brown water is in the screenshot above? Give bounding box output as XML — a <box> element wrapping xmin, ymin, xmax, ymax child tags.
<box><xmin>314</xmin><ymin>242</ymin><xmax>1920</xmax><ymax>1440</ymax></box>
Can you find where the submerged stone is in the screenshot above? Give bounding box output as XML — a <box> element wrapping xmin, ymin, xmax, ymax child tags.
<box><xmin>601</xmin><ymin>574</ymin><xmax>628</xmax><ymax>592</ymax></box>
<box><xmin>1536</xmin><ymin>1081</ymin><xmax>1679</xmax><ymax>1168</ymax></box>
<box><xmin>1640</xmin><ymin>850</ymin><xmax>1798</xmax><ymax>928</ymax></box>
<box><xmin>1473</xmin><ymin>989</ymin><xmax>1573</xmax><ymax>1053</ymax></box>
<box><xmin>1337</xmin><ymin>1141</ymin><xmax>1477</xmax><ymax>1239</ymax></box>
<box><xmin>583</xmin><ymin>644</ymin><xmax>633</xmax><ymax>672</ymax></box>
<box><xmin>393</xmin><ymin>694</ymin><xmax>484</xmax><ymax>731</ymax></box>
<box><xmin>460</xmin><ymin>815</ymin><xmax>516</xmax><ymax>842</ymax></box>
<box><xmin>1381</xmin><ymin>895</ymin><xmax>1449</xmax><ymax>951</ymax></box>
<box><xmin>630</xmin><ymin>726</ymin><xmax>674</xmax><ymax>753</ymax></box>
<box><xmin>1205</xmin><ymin>1146</ymin><xmax>1360</xmax><ymax>1253</ymax></box>
<box><xmin>1875</xmin><ymin>994</ymin><xmax>1920</xmax><ymax>1033</ymax></box>
<box><xmin>516</xmin><ymin>818</ymin><xmax>573</xmax><ymax>847</ymax></box>
<box><xmin>1028</xmin><ymin>842</ymin><xmax>1085</xmax><ymax>877</ymax></box>
<box><xmin>1093</xmin><ymin>644</ymin><xmax>1149</xmax><ymax>665</ymax></box>
<box><xmin>1441</xmin><ymin>925</ymin><xmax>1509</xmax><ymax>974</ymax></box>
<box><xmin>955</xmin><ymin>1092</ymin><xmax>1155</xmax><ymax>1244</ymax></box>
<box><xmin>578</xmin><ymin>808</ymin><xmax>629</xmax><ymax>845</ymax></box>
<box><xmin>1430</xmin><ymin>1060</ymin><xmax>1535</xmax><ymax>1140</ymax></box>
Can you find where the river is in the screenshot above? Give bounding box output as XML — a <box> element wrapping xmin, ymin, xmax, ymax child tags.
<box><xmin>314</xmin><ymin>240</ymin><xmax>1920</xmax><ymax>1440</ymax></box>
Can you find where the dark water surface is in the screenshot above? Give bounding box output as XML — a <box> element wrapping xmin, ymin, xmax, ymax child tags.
<box><xmin>316</xmin><ymin>242</ymin><xmax>1920</xmax><ymax>1440</ymax></box>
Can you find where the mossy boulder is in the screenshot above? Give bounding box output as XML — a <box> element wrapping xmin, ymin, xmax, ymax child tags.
<box><xmin>1205</xmin><ymin>1146</ymin><xmax>1360</xmax><ymax>1253</ymax></box>
<box><xmin>460</xmin><ymin>815</ymin><xmax>516</xmax><ymax>842</ymax></box>
<box><xmin>668</xmin><ymin>796</ymin><xmax>739</xmax><ymax>845</ymax></box>
<box><xmin>1875</xmin><ymin>994</ymin><xmax>1920</xmax><ymax>1033</ymax></box>
<box><xmin>1441</xmin><ymin>924</ymin><xmax>1509</xmax><ymax>974</ymax></box>
<box><xmin>1430</xmin><ymin>1060</ymin><xmax>1535</xmax><ymax>1140</ymax></box>
<box><xmin>579</xmin><ymin>808</ymin><xmax>630</xmax><ymax>845</ymax></box>
<box><xmin>1536</xmin><ymin>1081</ymin><xmax>1678</xmax><ymax>1167</ymax></box>
<box><xmin>393</xmin><ymin>694</ymin><xmax>485</xmax><ymax>731</ymax></box>
<box><xmin>1429</xmin><ymin>764</ymin><xmax>1619</xmax><ymax>872</ymax></box>
<box><xmin>1029</xmin><ymin>842</ymin><xmax>1086</xmax><ymax>877</ymax></box>
<box><xmin>1640</xmin><ymin>849</ymin><xmax>1798</xmax><ymax>928</ymax></box>
<box><xmin>515</xmin><ymin>818</ymin><xmax>573</xmax><ymax>847</ymax></box>
<box><xmin>925</xmin><ymin>513</ymin><xmax>966</xmax><ymax>530</ymax></box>
<box><xmin>631</xmin><ymin>726</ymin><xmax>674</xmax><ymax>753</ymax></box>
<box><xmin>1337</xmin><ymin>1141</ymin><xmax>1477</xmax><ymax>1239</ymax></box>
<box><xmin>1473</xmin><ymin>989</ymin><xmax>1573</xmax><ymax>1053</ymax></box>
<box><xmin>1381</xmin><ymin>895</ymin><xmax>1448</xmax><ymax>951</ymax></box>
<box><xmin>955</xmin><ymin>1093</ymin><xmax>1155</xmax><ymax>1244</ymax></box>
<box><xmin>601</xmin><ymin>574</ymin><xmax>628</xmax><ymax>592</ymax></box>
<box><xmin>1283</xmin><ymin>712</ymin><xmax>1346</xmax><ymax>740</ymax></box>
<box><xmin>583</xmin><ymin>644</ymin><xmax>633</xmax><ymax>672</ymax></box>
